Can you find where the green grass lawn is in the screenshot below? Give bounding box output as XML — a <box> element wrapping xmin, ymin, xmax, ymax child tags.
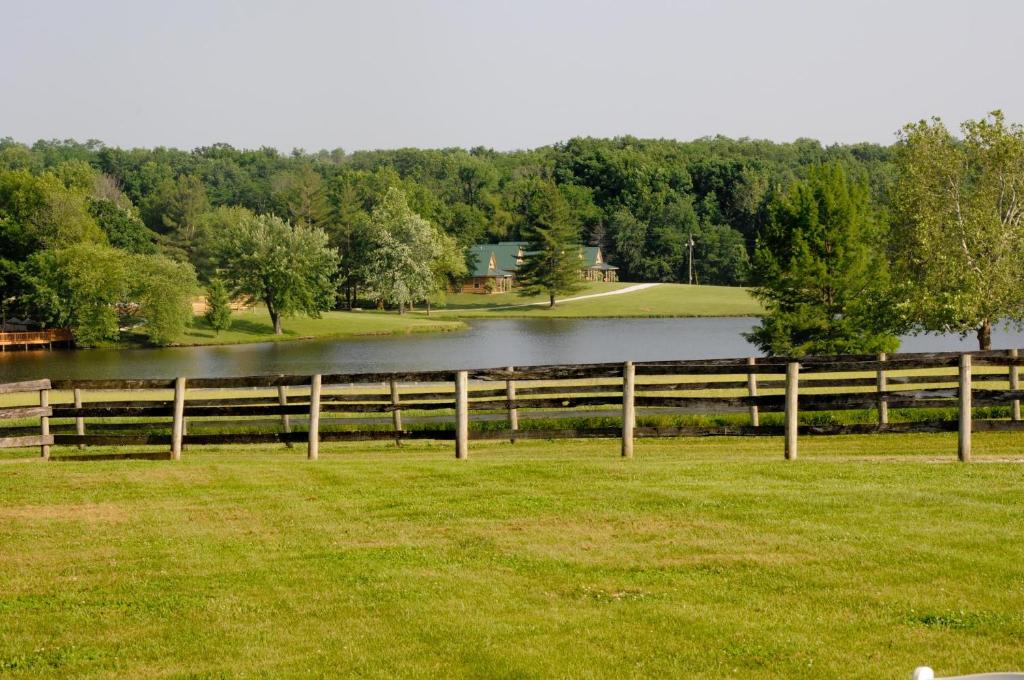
<box><xmin>2</xmin><ymin>435</ymin><xmax>1023</xmax><ymax>678</ymax></box>
<box><xmin>170</xmin><ymin>308</ymin><xmax>465</xmax><ymax>346</ymax></box>
<box><xmin>112</xmin><ymin>282</ymin><xmax>756</xmax><ymax>348</ymax></box>
<box><xmin>432</xmin><ymin>282</ymin><xmax>763</xmax><ymax>318</ymax></box>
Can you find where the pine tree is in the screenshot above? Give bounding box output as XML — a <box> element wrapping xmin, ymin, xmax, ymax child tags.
<box><xmin>204</xmin><ymin>278</ymin><xmax>232</xmax><ymax>335</ymax></box>
<box><xmin>516</xmin><ymin>181</ymin><xmax>583</xmax><ymax>307</ymax></box>
<box><xmin>745</xmin><ymin>164</ymin><xmax>899</xmax><ymax>356</ymax></box>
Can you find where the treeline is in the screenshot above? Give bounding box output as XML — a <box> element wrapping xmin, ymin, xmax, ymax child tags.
<box><xmin>0</xmin><ymin>134</ymin><xmax>894</xmax><ymax>292</ymax></box>
<box><xmin>15</xmin><ymin>123</ymin><xmax>1018</xmax><ymax>356</ymax></box>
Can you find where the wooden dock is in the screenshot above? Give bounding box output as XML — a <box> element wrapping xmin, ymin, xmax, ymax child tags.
<box><xmin>0</xmin><ymin>329</ymin><xmax>73</xmax><ymax>351</ymax></box>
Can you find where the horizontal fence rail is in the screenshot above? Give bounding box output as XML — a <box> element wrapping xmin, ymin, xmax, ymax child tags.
<box><xmin>0</xmin><ymin>328</ymin><xmax>73</xmax><ymax>350</ymax></box>
<box><xmin>3</xmin><ymin>349</ymin><xmax>1024</xmax><ymax>462</ymax></box>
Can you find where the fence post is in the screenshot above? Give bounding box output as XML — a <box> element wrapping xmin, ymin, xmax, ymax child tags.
<box><xmin>877</xmin><ymin>352</ymin><xmax>889</xmax><ymax>426</ymax></box>
<box><xmin>784</xmin><ymin>362</ymin><xmax>799</xmax><ymax>460</ymax></box>
<box><xmin>171</xmin><ymin>376</ymin><xmax>186</xmax><ymax>461</ymax></box>
<box><xmin>959</xmin><ymin>354</ymin><xmax>972</xmax><ymax>462</ymax></box>
<box><xmin>455</xmin><ymin>370</ymin><xmax>469</xmax><ymax>459</ymax></box>
<box><xmin>746</xmin><ymin>356</ymin><xmax>759</xmax><ymax>427</ymax></box>
<box><xmin>39</xmin><ymin>387</ymin><xmax>50</xmax><ymax>460</ymax></box>
<box><xmin>505</xmin><ymin>366</ymin><xmax>518</xmax><ymax>443</ymax></box>
<box><xmin>308</xmin><ymin>375</ymin><xmax>321</xmax><ymax>460</ymax></box>
<box><xmin>622</xmin><ymin>360</ymin><xmax>635</xmax><ymax>458</ymax></box>
<box><xmin>73</xmin><ymin>387</ymin><xmax>85</xmax><ymax>449</ymax></box>
<box><xmin>390</xmin><ymin>379</ymin><xmax>403</xmax><ymax>446</ymax></box>
<box><xmin>1010</xmin><ymin>348</ymin><xmax>1021</xmax><ymax>422</ymax></box>
<box><xmin>277</xmin><ymin>385</ymin><xmax>293</xmax><ymax>448</ymax></box>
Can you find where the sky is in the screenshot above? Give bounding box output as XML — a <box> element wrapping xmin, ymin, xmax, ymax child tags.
<box><xmin>2</xmin><ymin>0</ymin><xmax>1023</xmax><ymax>152</ymax></box>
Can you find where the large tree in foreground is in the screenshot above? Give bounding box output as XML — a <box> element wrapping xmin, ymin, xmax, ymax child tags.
<box><xmin>216</xmin><ymin>214</ymin><xmax>337</xmax><ymax>334</ymax></box>
<box><xmin>745</xmin><ymin>164</ymin><xmax>899</xmax><ymax>356</ymax></box>
<box><xmin>891</xmin><ymin>111</ymin><xmax>1024</xmax><ymax>350</ymax></box>
<box><xmin>516</xmin><ymin>180</ymin><xmax>583</xmax><ymax>307</ymax></box>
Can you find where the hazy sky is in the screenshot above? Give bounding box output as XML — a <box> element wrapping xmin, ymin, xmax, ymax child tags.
<box><xmin>3</xmin><ymin>0</ymin><xmax>1022</xmax><ymax>152</ymax></box>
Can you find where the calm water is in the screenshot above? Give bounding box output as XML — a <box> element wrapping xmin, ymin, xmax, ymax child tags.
<box><xmin>2</xmin><ymin>317</ymin><xmax>1023</xmax><ymax>381</ymax></box>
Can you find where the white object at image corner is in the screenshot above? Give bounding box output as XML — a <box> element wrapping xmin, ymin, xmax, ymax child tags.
<box><xmin>913</xmin><ymin>667</ymin><xmax>1024</xmax><ymax>680</ymax></box>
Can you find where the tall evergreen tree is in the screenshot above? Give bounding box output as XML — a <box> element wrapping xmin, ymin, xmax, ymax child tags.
<box><xmin>515</xmin><ymin>180</ymin><xmax>582</xmax><ymax>307</ymax></box>
<box><xmin>745</xmin><ymin>164</ymin><xmax>899</xmax><ymax>356</ymax></box>
<box><xmin>204</xmin><ymin>278</ymin><xmax>232</xmax><ymax>334</ymax></box>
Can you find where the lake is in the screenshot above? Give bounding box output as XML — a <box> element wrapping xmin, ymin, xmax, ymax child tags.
<box><xmin>2</xmin><ymin>317</ymin><xmax>1023</xmax><ymax>381</ymax></box>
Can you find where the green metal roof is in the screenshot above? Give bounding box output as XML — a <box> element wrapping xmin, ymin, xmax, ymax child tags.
<box><xmin>467</xmin><ymin>244</ymin><xmax>515</xmax><ymax>278</ymax></box>
<box><xmin>491</xmin><ymin>242</ymin><xmax>527</xmax><ymax>273</ymax></box>
<box><xmin>468</xmin><ymin>242</ymin><xmax>615</xmax><ymax>276</ymax></box>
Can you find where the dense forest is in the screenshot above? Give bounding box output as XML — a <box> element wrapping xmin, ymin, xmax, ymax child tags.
<box><xmin>0</xmin><ymin>134</ymin><xmax>894</xmax><ymax>296</ymax></box>
<box><xmin>5</xmin><ymin>114</ymin><xmax>1024</xmax><ymax>353</ymax></box>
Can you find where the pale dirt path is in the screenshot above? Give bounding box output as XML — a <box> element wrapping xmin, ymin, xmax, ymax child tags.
<box><xmin>447</xmin><ymin>282</ymin><xmax>661</xmax><ymax>312</ymax></box>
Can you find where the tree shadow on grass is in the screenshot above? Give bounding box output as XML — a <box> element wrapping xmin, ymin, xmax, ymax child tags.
<box><xmin>184</xmin><ymin>317</ymin><xmax>298</xmax><ymax>338</ymax></box>
<box><xmin>228</xmin><ymin>318</ymin><xmax>295</xmax><ymax>336</ymax></box>
<box><xmin>438</xmin><ymin>296</ymin><xmax>542</xmax><ymax>312</ymax></box>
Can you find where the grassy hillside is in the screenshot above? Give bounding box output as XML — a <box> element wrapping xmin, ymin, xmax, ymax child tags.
<box><xmin>2</xmin><ymin>435</ymin><xmax>1022</xmax><ymax>678</ymax></box>
<box><xmin>433</xmin><ymin>282</ymin><xmax>763</xmax><ymax>318</ymax></box>
<box><xmin>167</xmin><ymin>308</ymin><xmax>465</xmax><ymax>346</ymax></box>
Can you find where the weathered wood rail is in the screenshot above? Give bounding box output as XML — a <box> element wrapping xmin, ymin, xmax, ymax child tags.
<box><xmin>2</xmin><ymin>349</ymin><xmax>1023</xmax><ymax>462</ymax></box>
<box><xmin>0</xmin><ymin>328</ymin><xmax>73</xmax><ymax>351</ymax></box>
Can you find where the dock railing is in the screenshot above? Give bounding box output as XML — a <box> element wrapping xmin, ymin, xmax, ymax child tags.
<box><xmin>2</xmin><ymin>349</ymin><xmax>1023</xmax><ymax>461</ymax></box>
<box><xmin>0</xmin><ymin>328</ymin><xmax>73</xmax><ymax>350</ymax></box>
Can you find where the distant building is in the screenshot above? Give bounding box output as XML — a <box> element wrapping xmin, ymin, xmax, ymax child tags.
<box><xmin>579</xmin><ymin>245</ymin><xmax>619</xmax><ymax>282</ymax></box>
<box><xmin>0</xmin><ymin>317</ymin><xmax>41</xmax><ymax>332</ymax></box>
<box><xmin>461</xmin><ymin>241</ymin><xmax>618</xmax><ymax>294</ymax></box>
<box><xmin>460</xmin><ymin>242</ymin><xmax>521</xmax><ymax>293</ymax></box>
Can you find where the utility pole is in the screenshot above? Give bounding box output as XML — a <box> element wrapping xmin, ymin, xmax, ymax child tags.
<box><xmin>687</xmin><ymin>233</ymin><xmax>695</xmax><ymax>285</ymax></box>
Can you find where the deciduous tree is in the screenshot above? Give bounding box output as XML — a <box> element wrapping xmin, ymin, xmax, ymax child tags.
<box><xmin>131</xmin><ymin>253</ymin><xmax>198</xmax><ymax>345</ymax></box>
<box><xmin>361</xmin><ymin>188</ymin><xmax>439</xmax><ymax>313</ymax></box>
<box><xmin>427</xmin><ymin>229</ymin><xmax>467</xmax><ymax>313</ymax></box>
<box><xmin>891</xmin><ymin>111</ymin><xmax>1024</xmax><ymax>350</ymax></box>
<box><xmin>215</xmin><ymin>213</ymin><xmax>337</xmax><ymax>334</ymax></box>
<box><xmin>25</xmin><ymin>243</ymin><xmax>197</xmax><ymax>346</ymax></box>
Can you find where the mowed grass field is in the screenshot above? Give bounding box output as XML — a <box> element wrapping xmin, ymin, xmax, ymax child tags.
<box><xmin>146</xmin><ymin>283</ymin><xmax>758</xmax><ymax>347</ymax></box>
<box><xmin>433</xmin><ymin>282</ymin><xmax>763</xmax><ymax>318</ymax></box>
<box><xmin>170</xmin><ymin>308</ymin><xmax>465</xmax><ymax>346</ymax></box>
<box><xmin>2</xmin><ymin>435</ymin><xmax>1024</xmax><ymax>678</ymax></box>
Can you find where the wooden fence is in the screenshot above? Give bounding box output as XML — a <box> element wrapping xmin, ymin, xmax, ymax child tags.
<box><xmin>2</xmin><ymin>349</ymin><xmax>1023</xmax><ymax>462</ymax></box>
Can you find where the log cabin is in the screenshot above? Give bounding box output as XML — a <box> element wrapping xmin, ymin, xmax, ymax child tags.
<box><xmin>461</xmin><ymin>242</ymin><xmax>618</xmax><ymax>293</ymax></box>
<box><xmin>580</xmin><ymin>246</ymin><xmax>619</xmax><ymax>282</ymax></box>
<box><xmin>461</xmin><ymin>243</ymin><xmax>518</xmax><ymax>293</ymax></box>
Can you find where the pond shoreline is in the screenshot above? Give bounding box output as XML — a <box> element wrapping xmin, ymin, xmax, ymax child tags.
<box><xmin>4</xmin><ymin>316</ymin><xmax>1023</xmax><ymax>383</ymax></box>
<box><xmin>166</xmin><ymin>320</ymin><xmax>468</xmax><ymax>349</ymax></box>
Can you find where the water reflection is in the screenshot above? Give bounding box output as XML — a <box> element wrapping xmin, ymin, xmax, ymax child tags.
<box><xmin>2</xmin><ymin>317</ymin><xmax>1022</xmax><ymax>381</ymax></box>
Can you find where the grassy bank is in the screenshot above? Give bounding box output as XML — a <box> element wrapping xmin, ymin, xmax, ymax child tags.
<box><xmin>432</xmin><ymin>282</ymin><xmax>763</xmax><ymax>318</ymax></box>
<box><xmin>100</xmin><ymin>282</ymin><xmax>755</xmax><ymax>349</ymax></box>
<box><xmin>2</xmin><ymin>436</ymin><xmax>1023</xmax><ymax>678</ymax></box>
<box><xmin>167</xmin><ymin>308</ymin><xmax>465</xmax><ymax>346</ymax></box>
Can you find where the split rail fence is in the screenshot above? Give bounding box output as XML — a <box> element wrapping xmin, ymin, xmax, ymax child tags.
<box><xmin>2</xmin><ymin>349</ymin><xmax>1023</xmax><ymax>462</ymax></box>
